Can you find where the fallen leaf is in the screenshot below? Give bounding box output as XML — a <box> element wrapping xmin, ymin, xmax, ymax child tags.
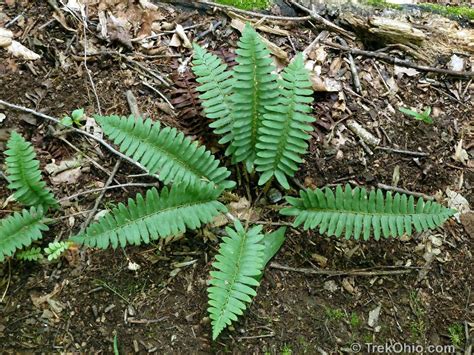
<box><xmin>175</xmin><ymin>24</ymin><xmax>192</xmax><ymax>49</ymax></box>
<box><xmin>50</xmin><ymin>167</ymin><xmax>82</xmax><ymax>185</ymax></box>
<box><xmin>324</xmin><ymin>280</ymin><xmax>338</xmax><ymax>293</ymax></box>
<box><xmin>6</xmin><ymin>40</ymin><xmax>40</xmax><ymax>60</ymax></box>
<box><xmin>446</xmin><ymin>188</ymin><xmax>470</xmax><ymax>222</ymax></box>
<box><xmin>394</xmin><ymin>65</ymin><xmax>419</xmax><ymax>77</ymax></box>
<box><xmin>453</xmin><ymin>139</ymin><xmax>469</xmax><ymax>165</ymax></box>
<box><xmin>448</xmin><ymin>54</ymin><xmax>464</xmax><ymax>72</ymax></box>
<box><xmin>0</xmin><ymin>27</ymin><xmax>13</xmax><ymax>47</ymax></box>
<box><xmin>368</xmin><ymin>304</ymin><xmax>381</xmax><ymax>328</ymax></box>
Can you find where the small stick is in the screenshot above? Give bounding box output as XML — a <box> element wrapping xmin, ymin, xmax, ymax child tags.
<box><xmin>0</xmin><ymin>99</ymin><xmax>158</xmax><ymax>179</ymax></box>
<box><xmin>337</xmin><ymin>37</ymin><xmax>361</xmax><ymax>93</ymax></box>
<box><xmin>60</xmin><ymin>183</ymin><xmax>158</xmax><ymax>202</ymax></box>
<box><xmin>196</xmin><ymin>0</ymin><xmax>311</xmax><ymax>21</ymax></box>
<box><xmin>80</xmin><ymin>160</ymin><xmax>121</xmax><ymax>231</ymax></box>
<box><xmin>270</xmin><ymin>262</ymin><xmax>417</xmax><ymax>277</ymax></box>
<box><xmin>142</xmin><ymin>82</ymin><xmax>175</xmax><ymax>110</ymax></box>
<box><xmin>322</xmin><ymin>41</ymin><xmax>474</xmax><ymax>78</ymax></box>
<box><xmin>289</xmin><ymin>0</ymin><xmax>355</xmax><ymax>39</ymax></box>
<box><xmin>346</xmin><ymin>119</ymin><xmax>381</xmax><ymax>147</ymax></box>
<box><xmin>376</xmin><ymin>146</ymin><xmax>429</xmax><ymax>157</ymax></box>
<box><xmin>376</xmin><ymin>183</ymin><xmax>434</xmax><ymax>201</ymax></box>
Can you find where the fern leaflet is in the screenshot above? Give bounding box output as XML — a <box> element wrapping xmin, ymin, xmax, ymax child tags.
<box><xmin>45</xmin><ymin>241</ymin><xmax>71</xmax><ymax>260</ymax></box>
<box><xmin>192</xmin><ymin>43</ymin><xmax>235</xmax><ymax>146</ymax></box>
<box><xmin>5</xmin><ymin>131</ymin><xmax>58</xmax><ymax>209</ymax></box>
<box><xmin>256</xmin><ymin>53</ymin><xmax>315</xmax><ymax>189</ymax></box>
<box><xmin>95</xmin><ymin>115</ymin><xmax>235</xmax><ymax>189</ymax></box>
<box><xmin>208</xmin><ymin>220</ymin><xmax>265</xmax><ymax>340</ymax></box>
<box><xmin>280</xmin><ymin>184</ymin><xmax>456</xmax><ymax>240</ymax></box>
<box><xmin>16</xmin><ymin>247</ymin><xmax>44</xmax><ymax>261</ymax></box>
<box><xmin>72</xmin><ymin>183</ymin><xmax>227</xmax><ymax>249</ymax></box>
<box><xmin>230</xmin><ymin>24</ymin><xmax>279</xmax><ymax>169</ymax></box>
<box><xmin>0</xmin><ymin>207</ymin><xmax>48</xmax><ymax>262</ymax></box>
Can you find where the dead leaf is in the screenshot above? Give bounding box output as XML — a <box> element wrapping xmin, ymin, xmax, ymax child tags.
<box><xmin>310</xmin><ymin>75</ymin><xmax>341</xmax><ymax>92</ymax></box>
<box><xmin>229</xmin><ymin>197</ymin><xmax>259</xmax><ymax>222</ymax></box>
<box><xmin>6</xmin><ymin>40</ymin><xmax>40</xmax><ymax>60</ymax></box>
<box><xmin>169</xmin><ymin>33</ymin><xmax>182</xmax><ymax>47</ymax></box>
<box><xmin>175</xmin><ymin>24</ymin><xmax>192</xmax><ymax>49</ymax></box>
<box><xmin>45</xmin><ymin>158</ymin><xmax>82</xmax><ymax>176</ymax></box>
<box><xmin>0</xmin><ymin>28</ymin><xmax>13</xmax><ymax>47</ymax></box>
<box><xmin>50</xmin><ymin>167</ymin><xmax>82</xmax><ymax>185</ymax></box>
<box><xmin>460</xmin><ymin>212</ymin><xmax>474</xmax><ymax>238</ymax></box>
<box><xmin>394</xmin><ymin>65</ymin><xmax>419</xmax><ymax>77</ymax></box>
<box><xmin>446</xmin><ymin>188</ymin><xmax>470</xmax><ymax>222</ymax></box>
<box><xmin>448</xmin><ymin>54</ymin><xmax>464</xmax><ymax>72</ymax></box>
<box><xmin>107</xmin><ymin>14</ymin><xmax>133</xmax><ymax>50</ymax></box>
<box><xmin>453</xmin><ymin>139</ymin><xmax>469</xmax><ymax>165</ymax></box>
<box><xmin>368</xmin><ymin>304</ymin><xmax>381</xmax><ymax>328</ymax></box>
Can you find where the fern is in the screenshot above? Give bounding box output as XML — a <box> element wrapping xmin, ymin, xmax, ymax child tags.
<box><xmin>229</xmin><ymin>23</ymin><xmax>279</xmax><ymax>169</ymax></box>
<box><xmin>5</xmin><ymin>131</ymin><xmax>58</xmax><ymax>209</ymax></box>
<box><xmin>208</xmin><ymin>220</ymin><xmax>265</xmax><ymax>340</ymax></box>
<box><xmin>281</xmin><ymin>184</ymin><xmax>456</xmax><ymax>240</ymax></box>
<box><xmin>256</xmin><ymin>54</ymin><xmax>315</xmax><ymax>189</ymax></box>
<box><xmin>192</xmin><ymin>43</ymin><xmax>235</xmax><ymax>146</ymax></box>
<box><xmin>16</xmin><ymin>247</ymin><xmax>44</xmax><ymax>261</ymax></box>
<box><xmin>0</xmin><ymin>207</ymin><xmax>48</xmax><ymax>262</ymax></box>
<box><xmin>45</xmin><ymin>241</ymin><xmax>71</xmax><ymax>260</ymax></box>
<box><xmin>71</xmin><ymin>183</ymin><xmax>227</xmax><ymax>249</ymax></box>
<box><xmin>95</xmin><ymin>115</ymin><xmax>235</xmax><ymax>189</ymax></box>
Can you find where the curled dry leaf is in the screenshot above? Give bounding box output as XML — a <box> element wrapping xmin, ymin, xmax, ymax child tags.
<box><xmin>0</xmin><ymin>28</ymin><xmax>13</xmax><ymax>47</ymax></box>
<box><xmin>6</xmin><ymin>40</ymin><xmax>40</xmax><ymax>60</ymax></box>
<box><xmin>175</xmin><ymin>24</ymin><xmax>192</xmax><ymax>49</ymax></box>
<box><xmin>453</xmin><ymin>139</ymin><xmax>469</xmax><ymax>165</ymax></box>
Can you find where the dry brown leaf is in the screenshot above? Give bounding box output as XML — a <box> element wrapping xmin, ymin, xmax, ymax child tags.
<box><xmin>6</xmin><ymin>40</ymin><xmax>40</xmax><ymax>60</ymax></box>
<box><xmin>175</xmin><ymin>24</ymin><xmax>192</xmax><ymax>49</ymax></box>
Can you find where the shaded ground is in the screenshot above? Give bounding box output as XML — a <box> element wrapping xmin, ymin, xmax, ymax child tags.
<box><xmin>0</xmin><ymin>1</ymin><xmax>473</xmax><ymax>353</ymax></box>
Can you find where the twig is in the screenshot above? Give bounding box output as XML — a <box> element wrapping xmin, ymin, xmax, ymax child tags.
<box><xmin>60</xmin><ymin>183</ymin><xmax>158</xmax><ymax>202</ymax></box>
<box><xmin>0</xmin><ymin>99</ymin><xmax>159</xmax><ymax>179</ymax></box>
<box><xmin>322</xmin><ymin>41</ymin><xmax>474</xmax><ymax>78</ymax></box>
<box><xmin>346</xmin><ymin>119</ymin><xmax>381</xmax><ymax>147</ymax></box>
<box><xmin>289</xmin><ymin>0</ymin><xmax>354</xmax><ymax>39</ymax></box>
<box><xmin>142</xmin><ymin>82</ymin><xmax>175</xmax><ymax>110</ymax></box>
<box><xmin>376</xmin><ymin>183</ymin><xmax>434</xmax><ymax>201</ymax></box>
<box><xmin>337</xmin><ymin>37</ymin><xmax>361</xmax><ymax>93</ymax></box>
<box><xmin>126</xmin><ymin>90</ymin><xmax>141</xmax><ymax>119</ymax></box>
<box><xmin>301</xmin><ymin>30</ymin><xmax>329</xmax><ymax>61</ymax></box>
<box><xmin>197</xmin><ymin>0</ymin><xmax>311</xmax><ymax>21</ymax></box>
<box><xmin>269</xmin><ymin>262</ymin><xmax>417</xmax><ymax>277</ymax></box>
<box><xmin>376</xmin><ymin>146</ymin><xmax>429</xmax><ymax>157</ymax></box>
<box><xmin>80</xmin><ymin>160</ymin><xmax>121</xmax><ymax>231</ymax></box>
<box><xmin>0</xmin><ymin>260</ymin><xmax>11</xmax><ymax>303</ymax></box>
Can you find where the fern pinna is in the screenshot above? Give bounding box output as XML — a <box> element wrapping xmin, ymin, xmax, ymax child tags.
<box><xmin>256</xmin><ymin>53</ymin><xmax>315</xmax><ymax>189</ymax></box>
<box><xmin>72</xmin><ymin>183</ymin><xmax>226</xmax><ymax>249</ymax></box>
<box><xmin>192</xmin><ymin>43</ymin><xmax>235</xmax><ymax>146</ymax></box>
<box><xmin>208</xmin><ymin>221</ymin><xmax>265</xmax><ymax>340</ymax></box>
<box><xmin>5</xmin><ymin>131</ymin><xmax>58</xmax><ymax>209</ymax></box>
<box><xmin>95</xmin><ymin>115</ymin><xmax>235</xmax><ymax>189</ymax></box>
<box><xmin>0</xmin><ymin>207</ymin><xmax>48</xmax><ymax>262</ymax></box>
<box><xmin>281</xmin><ymin>184</ymin><xmax>456</xmax><ymax>239</ymax></box>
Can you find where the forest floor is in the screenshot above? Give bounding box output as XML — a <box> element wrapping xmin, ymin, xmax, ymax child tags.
<box><xmin>0</xmin><ymin>0</ymin><xmax>473</xmax><ymax>353</ymax></box>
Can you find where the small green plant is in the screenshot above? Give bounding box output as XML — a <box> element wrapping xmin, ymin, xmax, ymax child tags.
<box><xmin>281</xmin><ymin>344</ymin><xmax>293</xmax><ymax>355</ymax></box>
<box><xmin>399</xmin><ymin>106</ymin><xmax>433</xmax><ymax>124</ymax></box>
<box><xmin>216</xmin><ymin>0</ymin><xmax>271</xmax><ymax>10</ymax></box>
<box><xmin>409</xmin><ymin>291</ymin><xmax>426</xmax><ymax>340</ymax></box>
<box><xmin>448</xmin><ymin>323</ymin><xmax>464</xmax><ymax>348</ymax></box>
<box><xmin>325</xmin><ymin>307</ymin><xmax>345</xmax><ymax>321</ymax></box>
<box><xmin>0</xmin><ymin>24</ymin><xmax>457</xmax><ymax>343</ymax></box>
<box><xmin>350</xmin><ymin>312</ymin><xmax>361</xmax><ymax>328</ymax></box>
<box><xmin>61</xmin><ymin>108</ymin><xmax>85</xmax><ymax>127</ymax></box>
<box><xmin>419</xmin><ymin>3</ymin><xmax>474</xmax><ymax>20</ymax></box>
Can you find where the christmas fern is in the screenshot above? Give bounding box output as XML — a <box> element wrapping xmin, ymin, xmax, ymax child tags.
<box><xmin>5</xmin><ymin>132</ymin><xmax>58</xmax><ymax>209</ymax></box>
<box><xmin>208</xmin><ymin>221</ymin><xmax>265</xmax><ymax>340</ymax></box>
<box><xmin>281</xmin><ymin>184</ymin><xmax>456</xmax><ymax>240</ymax></box>
<box><xmin>0</xmin><ymin>207</ymin><xmax>48</xmax><ymax>262</ymax></box>
<box><xmin>229</xmin><ymin>24</ymin><xmax>279</xmax><ymax>169</ymax></box>
<box><xmin>95</xmin><ymin>115</ymin><xmax>235</xmax><ymax>189</ymax></box>
<box><xmin>71</xmin><ymin>183</ymin><xmax>227</xmax><ymax>249</ymax></box>
<box><xmin>16</xmin><ymin>247</ymin><xmax>44</xmax><ymax>261</ymax></box>
<box><xmin>192</xmin><ymin>43</ymin><xmax>235</xmax><ymax>146</ymax></box>
<box><xmin>256</xmin><ymin>53</ymin><xmax>315</xmax><ymax>189</ymax></box>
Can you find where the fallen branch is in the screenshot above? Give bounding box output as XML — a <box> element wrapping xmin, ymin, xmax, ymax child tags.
<box><xmin>269</xmin><ymin>262</ymin><xmax>417</xmax><ymax>277</ymax></box>
<box><xmin>196</xmin><ymin>0</ymin><xmax>311</xmax><ymax>21</ymax></box>
<box><xmin>0</xmin><ymin>99</ymin><xmax>158</xmax><ymax>179</ymax></box>
<box><xmin>289</xmin><ymin>0</ymin><xmax>355</xmax><ymax>39</ymax></box>
<box><xmin>377</xmin><ymin>146</ymin><xmax>429</xmax><ymax>157</ymax></box>
<box><xmin>322</xmin><ymin>41</ymin><xmax>474</xmax><ymax>78</ymax></box>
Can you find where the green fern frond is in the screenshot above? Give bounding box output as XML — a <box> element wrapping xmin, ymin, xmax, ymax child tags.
<box><xmin>45</xmin><ymin>241</ymin><xmax>71</xmax><ymax>260</ymax></box>
<box><xmin>256</xmin><ymin>54</ymin><xmax>315</xmax><ymax>189</ymax></box>
<box><xmin>72</xmin><ymin>184</ymin><xmax>227</xmax><ymax>249</ymax></box>
<box><xmin>230</xmin><ymin>23</ymin><xmax>279</xmax><ymax>168</ymax></box>
<box><xmin>280</xmin><ymin>184</ymin><xmax>456</xmax><ymax>240</ymax></box>
<box><xmin>16</xmin><ymin>247</ymin><xmax>44</xmax><ymax>261</ymax></box>
<box><xmin>5</xmin><ymin>132</ymin><xmax>58</xmax><ymax>209</ymax></box>
<box><xmin>192</xmin><ymin>43</ymin><xmax>235</xmax><ymax>145</ymax></box>
<box><xmin>95</xmin><ymin>115</ymin><xmax>235</xmax><ymax>189</ymax></box>
<box><xmin>208</xmin><ymin>220</ymin><xmax>265</xmax><ymax>340</ymax></box>
<box><xmin>0</xmin><ymin>207</ymin><xmax>48</xmax><ymax>262</ymax></box>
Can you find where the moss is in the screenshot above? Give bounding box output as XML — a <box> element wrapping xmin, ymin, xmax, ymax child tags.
<box><xmin>215</xmin><ymin>0</ymin><xmax>271</xmax><ymax>10</ymax></box>
<box><xmin>364</xmin><ymin>0</ymin><xmax>402</xmax><ymax>10</ymax></box>
<box><xmin>419</xmin><ymin>3</ymin><xmax>474</xmax><ymax>20</ymax></box>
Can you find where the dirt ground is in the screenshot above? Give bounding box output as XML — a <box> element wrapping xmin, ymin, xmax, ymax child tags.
<box><xmin>0</xmin><ymin>1</ymin><xmax>473</xmax><ymax>353</ymax></box>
